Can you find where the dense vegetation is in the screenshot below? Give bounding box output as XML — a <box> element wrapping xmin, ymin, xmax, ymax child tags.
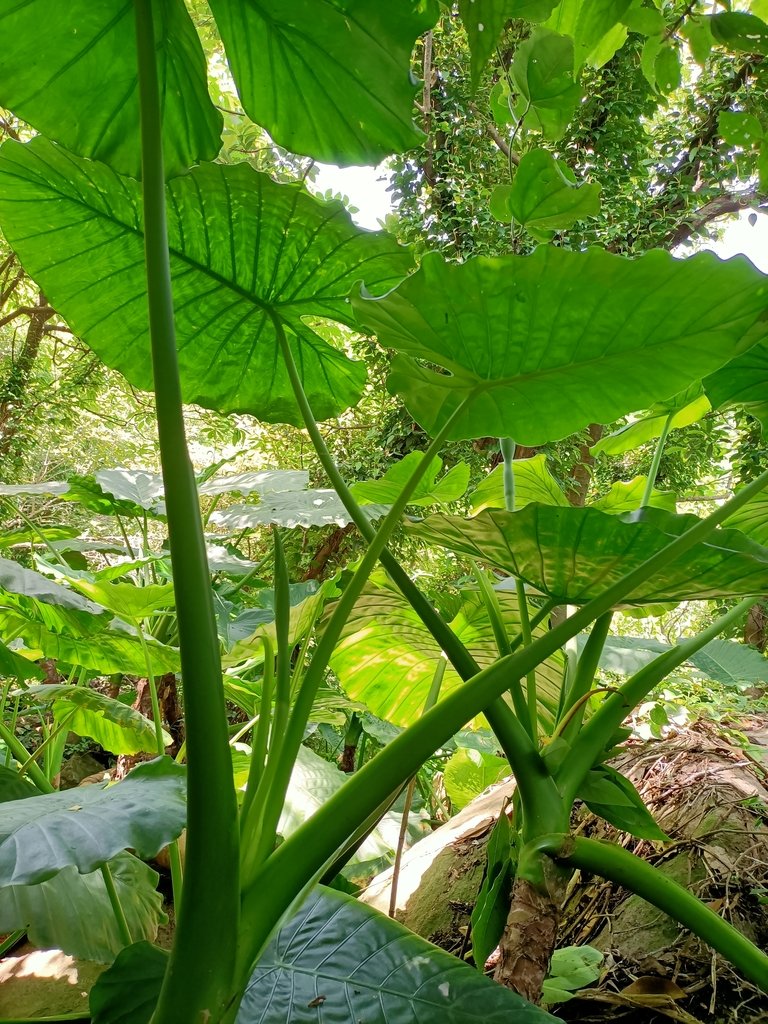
<box><xmin>1</xmin><ymin>2</ymin><xmax>768</xmax><ymax>1023</ymax></box>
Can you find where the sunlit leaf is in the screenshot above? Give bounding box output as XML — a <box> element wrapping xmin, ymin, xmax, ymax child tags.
<box><xmin>704</xmin><ymin>341</ymin><xmax>768</xmax><ymax>432</ymax></box>
<box><xmin>509</xmin><ymin>30</ymin><xmax>581</xmax><ymax>140</ymax></box>
<box><xmin>0</xmin><ymin>0</ymin><xmax>221</xmax><ymax>178</ymax></box>
<box><xmin>444</xmin><ymin>747</ymin><xmax>509</xmax><ymax>810</ymax></box>
<box><xmin>354</xmin><ymin>247</ymin><xmax>768</xmax><ymax>444</ymax></box>
<box><xmin>469</xmin><ymin>455</ymin><xmax>568</xmax><ymax>515</ymax></box>
<box><xmin>211</xmin><ymin>490</ymin><xmax>389</xmax><ymax>530</ymax></box>
<box><xmin>350</xmin><ymin>453</ymin><xmax>470</xmax><ymax>507</ymax></box>
<box><xmin>459</xmin><ymin>0</ymin><xmax>559</xmax><ymax>91</ymax></box>
<box><xmin>590</xmin><ymin>477</ymin><xmax>676</xmax><ymax>514</ymax></box>
<box><xmin>593</xmin><ymin>392</ymin><xmax>711</xmax><ymax>456</ymax></box>
<box><xmin>0</xmin><ymin>138</ymin><xmax>412</xmax><ymax>426</ymax></box>
<box><xmin>490</xmin><ymin>149</ymin><xmax>600</xmax><ymax>236</ymax></box>
<box><xmin>208</xmin><ymin>0</ymin><xmax>439</xmax><ymax>165</ymax></box>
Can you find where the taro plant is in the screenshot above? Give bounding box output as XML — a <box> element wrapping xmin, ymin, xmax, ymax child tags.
<box><xmin>0</xmin><ymin>3</ymin><xmax>767</xmax><ymax>1023</ymax></box>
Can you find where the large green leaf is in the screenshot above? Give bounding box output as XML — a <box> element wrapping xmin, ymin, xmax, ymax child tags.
<box><xmin>208</xmin><ymin>0</ymin><xmax>438</xmax><ymax>165</ymax></box>
<box><xmin>710</xmin><ymin>11</ymin><xmax>768</xmax><ymax>55</ymax></box>
<box><xmin>411</xmin><ymin>505</ymin><xmax>768</xmax><ymax>605</ymax></box>
<box><xmin>0</xmin><ymin>555</ymin><xmax>105</xmax><ymax>617</ymax></box>
<box><xmin>237</xmin><ymin>885</ymin><xmax>554</xmax><ymax>1023</ymax></box>
<box><xmin>0</xmin><ymin>0</ymin><xmax>221</xmax><ymax>178</ymax></box>
<box><xmin>21</xmin><ymin>685</ymin><xmax>170</xmax><ymax>755</ymax></box>
<box><xmin>330</xmin><ymin>573</ymin><xmax>562</xmax><ymax>728</ymax></box>
<box><xmin>211</xmin><ymin>490</ymin><xmax>390</xmax><ymax>530</ymax></box>
<box><xmin>198</xmin><ymin>469</ymin><xmax>309</xmax><ymax>497</ymax></box>
<box><xmin>444</xmin><ymin>747</ymin><xmax>510</xmax><ymax>810</ymax></box>
<box><xmin>490</xmin><ymin>149</ymin><xmax>600</xmax><ymax>237</ymax></box>
<box><xmin>350</xmin><ymin>453</ymin><xmax>470</xmax><ymax>507</ymax></box>
<box><xmin>590</xmin><ymin>634</ymin><xmax>768</xmax><ymax>688</ymax></box>
<box><xmin>459</xmin><ymin>0</ymin><xmax>559</xmax><ymax>91</ymax></box>
<box><xmin>543</xmin><ymin>0</ymin><xmax>632</xmax><ymax>68</ymax></box>
<box><xmin>353</xmin><ymin>247</ymin><xmax>768</xmax><ymax>444</ymax></box>
<box><xmin>724</xmin><ymin>489</ymin><xmax>768</xmax><ymax>546</ymax></box>
<box><xmin>95</xmin><ymin>469</ymin><xmax>166</xmax><ymax>514</ymax></box>
<box><xmin>704</xmin><ymin>341</ymin><xmax>768</xmax><ymax>432</ymax></box>
<box><xmin>509</xmin><ymin>30</ymin><xmax>581</xmax><ymax>140</ymax></box>
<box><xmin>0</xmin><ymin>853</ymin><xmax>165</xmax><ymax>964</ymax></box>
<box><xmin>0</xmin><ymin>757</ymin><xmax>185</xmax><ymax>885</ymax></box>
<box><xmin>0</xmin><ymin>480</ymin><xmax>69</xmax><ymax>497</ymax></box>
<box><xmin>0</xmin><ymin>138</ymin><xmax>412</xmax><ymax>425</ymax></box>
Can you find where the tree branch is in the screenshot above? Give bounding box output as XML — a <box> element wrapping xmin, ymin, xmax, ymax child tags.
<box><xmin>664</xmin><ymin>188</ymin><xmax>768</xmax><ymax>249</ymax></box>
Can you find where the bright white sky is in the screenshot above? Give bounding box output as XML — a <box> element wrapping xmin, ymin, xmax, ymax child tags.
<box><xmin>310</xmin><ymin>162</ymin><xmax>768</xmax><ymax>270</ymax></box>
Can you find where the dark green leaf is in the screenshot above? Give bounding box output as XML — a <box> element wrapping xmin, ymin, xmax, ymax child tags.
<box><xmin>0</xmin><ymin>757</ymin><xmax>186</xmax><ymax>885</ymax></box>
<box><xmin>579</xmin><ymin>766</ymin><xmax>669</xmax><ymax>840</ymax></box>
<box><xmin>471</xmin><ymin>808</ymin><xmax>514</xmax><ymax>970</ymax></box>
<box><xmin>710</xmin><ymin>11</ymin><xmax>768</xmax><ymax>54</ymax></box>
<box><xmin>0</xmin><ymin>853</ymin><xmax>165</xmax><ymax>963</ymax></box>
<box><xmin>411</xmin><ymin>505</ymin><xmax>768</xmax><ymax>605</ymax></box>
<box><xmin>237</xmin><ymin>886</ymin><xmax>554</xmax><ymax>1023</ymax></box>
<box><xmin>459</xmin><ymin>0</ymin><xmax>559</xmax><ymax>91</ymax></box>
<box><xmin>353</xmin><ymin>247</ymin><xmax>768</xmax><ymax>445</ymax></box>
<box><xmin>719</xmin><ymin>111</ymin><xmax>764</xmax><ymax>148</ymax></box>
<box><xmin>0</xmin><ymin>138</ymin><xmax>412</xmax><ymax>426</ymax></box>
<box><xmin>90</xmin><ymin>941</ymin><xmax>169</xmax><ymax>1024</ymax></box>
<box><xmin>0</xmin><ymin>765</ymin><xmax>45</xmax><ymax>802</ymax></box>
<box><xmin>0</xmin><ymin>0</ymin><xmax>221</xmax><ymax>178</ymax></box>
<box><xmin>622</xmin><ymin>5</ymin><xmax>665</xmax><ymax>35</ymax></box>
<box><xmin>490</xmin><ymin>149</ymin><xmax>601</xmax><ymax>232</ymax></box>
<box><xmin>208</xmin><ymin>0</ymin><xmax>439</xmax><ymax>165</ymax></box>
<box><xmin>654</xmin><ymin>43</ymin><xmax>681</xmax><ymax>93</ymax></box>
<box><xmin>509</xmin><ymin>31</ymin><xmax>581</xmax><ymax>140</ymax></box>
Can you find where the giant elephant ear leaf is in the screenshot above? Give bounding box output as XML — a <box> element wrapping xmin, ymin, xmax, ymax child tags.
<box><xmin>0</xmin><ymin>138</ymin><xmax>411</xmax><ymax>425</ymax></box>
<box><xmin>207</xmin><ymin>0</ymin><xmax>439</xmax><ymax>166</ymax></box>
<box><xmin>704</xmin><ymin>341</ymin><xmax>768</xmax><ymax>432</ymax></box>
<box><xmin>412</xmin><ymin>505</ymin><xmax>768</xmax><ymax>605</ymax></box>
<box><xmin>353</xmin><ymin>247</ymin><xmax>768</xmax><ymax>444</ymax></box>
<box><xmin>237</xmin><ymin>885</ymin><xmax>553</xmax><ymax>1023</ymax></box>
<box><xmin>0</xmin><ymin>0</ymin><xmax>221</xmax><ymax>178</ymax></box>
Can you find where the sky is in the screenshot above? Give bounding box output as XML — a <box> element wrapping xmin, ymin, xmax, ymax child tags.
<box><xmin>310</xmin><ymin>162</ymin><xmax>768</xmax><ymax>270</ymax></box>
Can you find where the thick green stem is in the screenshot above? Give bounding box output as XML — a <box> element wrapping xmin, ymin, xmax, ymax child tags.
<box><xmin>234</xmin><ymin>465</ymin><xmax>768</xmax><ymax>989</ymax></box>
<box><xmin>539</xmin><ymin>833</ymin><xmax>768</xmax><ymax>991</ymax></box>
<box><xmin>558</xmin><ymin>610</ymin><xmax>612</xmax><ymax>741</ymax></box>
<box><xmin>500</xmin><ymin>437</ymin><xmax>516</xmax><ymax>511</ymax></box>
<box><xmin>132</xmin><ymin>3</ymin><xmax>239</xmax><ymax>1021</ymax></box>
<box><xmin>100</xmin><ymin>862</ymin><xmax>132</xmax><ymax>948</ymax></box>
<box><xmin>561</xmin><ymin>597</ymin><xmax>755</xmax><ymax>802</ymax></box>
<box><xmin>275</xmin><ymin>324</ymin><xmax>550</xmax><ymax>785</ymax></box>
<box><xmin>641</xmin><ymin>412</ymin><xmax>674</xmax><ymax>507</ymax></box>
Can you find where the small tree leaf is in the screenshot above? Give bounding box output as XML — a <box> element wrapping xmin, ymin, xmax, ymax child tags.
<box><xmin>654</xmin><ymin>43</ymin><xmax>681</xmax><ymax>93</ymax></box>
<box><xmin>719</xmin><ymin>111</ymin><xmax>764</xmax><ymax>148</ymax></box>
<box><xmin>460</xmin><ymin>0</ymin><xmax>559</xmax><ymax>91</ymax></box>
<box><xmin>492</xmin><ymin>149</ymin><xmax>601</xmax><ymax>232</ymax></box>
<box><xmin>710</xmin><ymin>11</ymin><xmax>768</xmax><ymax>55</ymax></box>
<box><xmin>444</xmin><ymin>747</ymin><xmax>510</xmax><ymax>811</ymax></box>
<box><xmin>509</xmin><ymin>31</ymin><xmax>582</xmax><ymax>140</ymax></box>
<box><xmin>681</xmin><ymin>16</ymin><xmax>714</xmax><ymax>64</ymax></box>
<box><xmin>90</xmin><ymin>941</ymin><xmax>169</xmax><ymax>1023</ymax></box>
<box><xmin>579</xmin><ymin>766</ymin><xmax>669</xmax><ymax>841</ymax></box>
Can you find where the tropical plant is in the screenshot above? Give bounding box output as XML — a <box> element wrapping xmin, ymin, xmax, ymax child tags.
<box><xmin>0</xmin><ymin>3</ymin><xmax>767</xmax><ymax>1024</ymax></box>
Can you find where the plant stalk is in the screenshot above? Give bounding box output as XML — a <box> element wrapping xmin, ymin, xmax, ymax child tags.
<box><xmin>132</xmin><ymin>3</ymin><xmax>239</xmax><ymax>1020</ymax></box>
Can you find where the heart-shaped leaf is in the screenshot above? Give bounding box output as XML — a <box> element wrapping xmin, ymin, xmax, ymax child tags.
<box><xmin>0</xmin><ymin>138</ymin><xmax>412</xmax><ymax>425</ymax></box>
<box><xmin>469</xmin><ymin>455</ymin><xmax>569</xmax><ymax>515</ymax></box>
<box><xmin>0</xmin><ymin>756</ymin><xmax>186</xmax><ymax>885</ymax></box>
<box><xmin>509</xmin><ymin>30</ymin><xmax>581</xmax><ymax>139</ymax></box>
<box><xmin>208</xmin><ymin>0</ymin><xmax>439</xmax><ymax>165</ymax></box>
<box><xmin>490</xmin><ymin>149</ymin><xmax>600</xmax><ymax>235</ymax></box>
<box><xmin>237</xmin><ymin>885</ymin><xmax>553</xmax><ymax>1023</ymax></box>
<box><xmin>354</xmin><ymin>247</ymin><xmax>768</xmax><ymax>444</ymax></box>
<box><xmin>90</xmin><ymin>941</ymin><xmax>169</xmax><ymax>1022</ymax></box>
<box><xmin>411</xmin><ymin>505</ymin><xmax>768</xmax><ymax>605</ymax></box>
<box><xmin>0</xmin><ymin>0</ymin><xmax>221</xmax><ymax>178</ymax></box>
